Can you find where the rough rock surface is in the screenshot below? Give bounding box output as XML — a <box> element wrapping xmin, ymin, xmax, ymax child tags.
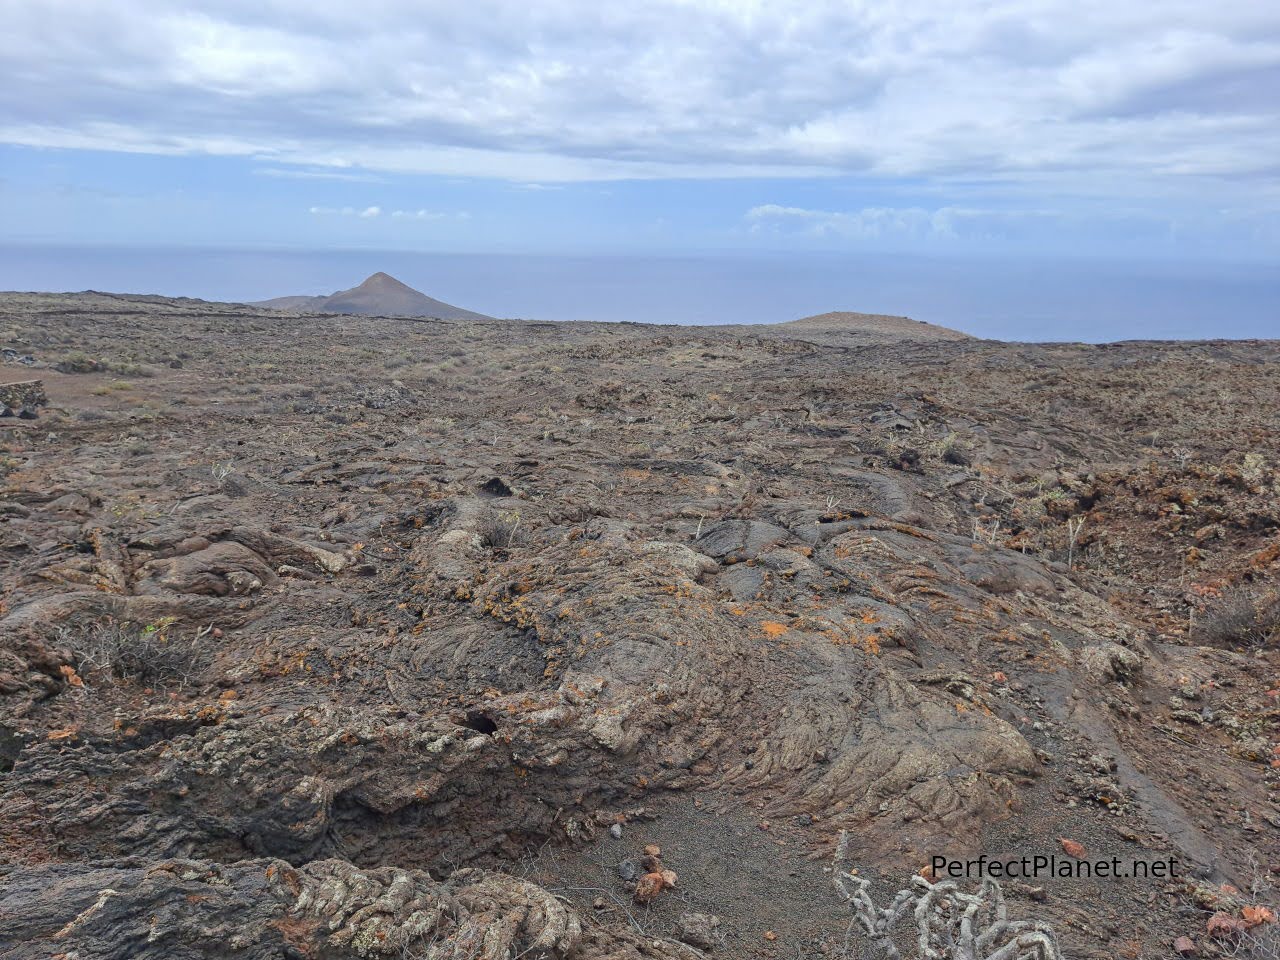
<box><xmin>0</xmin><ymin>379</ymin><xmax>47</xmax><ymax>415</ymax></box>
<box><xmin>0</xmin><ymin>291</ymin><xmax>1277</xmax><ymax>957</ymax></box>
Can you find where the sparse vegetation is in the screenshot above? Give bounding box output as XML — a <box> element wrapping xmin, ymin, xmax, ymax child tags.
<box><xmin>938</xmin><ymin>431</ymin><xmax>972</xmax><ymax>466</ymax></box>
<box><xmin>1225</xmin><ymin>925</ymin><xmax>1280</xmax><ymax>960</ymax></box>
<box><xmin>833</xmin><ymin>833</ymin><xmax>1063</xmax><ymax>959</ymax></box>
<box><xmin>1196</xmin><ymin>587</ymin><xmax>1280</xmax><ymax>649</ymax></box>
<box><xmin>53</xmin><ymin>351</ymin><xmax>158</xmax><ymax>377</ymax></box>
<box><xmin>478</xmin><ymin>510</ymin><xmax>524</xmax><ymax>550</ymax></box>
<box><xmin>63</xmin><ymin>618</ymin><xmax>214</xmax><ymax>688</ymax></box>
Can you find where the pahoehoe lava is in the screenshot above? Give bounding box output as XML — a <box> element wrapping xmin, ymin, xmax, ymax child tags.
<box><xmin>0</xmin><ymin>290</ymin><xmax>1277</xmax><ymax>957</ymax></box>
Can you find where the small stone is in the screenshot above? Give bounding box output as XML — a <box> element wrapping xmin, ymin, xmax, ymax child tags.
<box><xmin>643</xmin><ymin>844</ymin><xmax>661</xmax><ymax>858</ymax></box>
<box><xmin>634</xmin><ymin>872</ymin><xmax>667</xmax><ymax>904</ymax></box>
<box><xmin>1173</xmin><ymin>935</ymin><xmax>1197</xmax><ymax>956</ymax></box>
<box><xmin>609</xmin><ymin>823</ymin><xmax>623</xmax><ymax>840</ymax></box>
<box><xmin>676</xmin><ymin>913</ymin><xmax>721</xmax><ymax>950</ymax></box>
<box><xmin>616</xmin><ymin>858</ymin><xmax>640</xmax><ymax>882</ymax></box>
<box><xmin>1060</xmin><ymin>838</ymin><xmax>1087</xmax><ymax>858</ymax></box>
<box><xmin>1192</xmin><ymin>524</ymin><xmax>1219</xmax><ymax>544</ymax></box>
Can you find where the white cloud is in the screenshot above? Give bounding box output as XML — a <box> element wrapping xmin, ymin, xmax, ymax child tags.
<box><xmin>309</xmin><ymin>205</ymin><xmax>471</xmax><ymax>221</ymax></box>
<box><xmin>255</xmin><ymin>167</ymin><xmax>384</xmax><ymax>182</ymax></box>
<box><xmin>390</xmin><ymin>209</ymin><xmax>446</xmax><ymax>219</ymax></box>
<box><xmin>1</xmin><ymin>0</ymin><xmax>1278</xmax><ymax>202</ymax></box>
<box><xmin>744</xmin><ymin>201</ymin><xmax>1181</xmax><ymax>245</ymax></box>
<box><xmin>307</xmin><ymin>204</ymin><xmax>380</xmax><ymax>217</ymax></box>
<box><xmin>748</xmin><ymin>203</ymin><xmax>947</xmax><ymax>238</ymax></box>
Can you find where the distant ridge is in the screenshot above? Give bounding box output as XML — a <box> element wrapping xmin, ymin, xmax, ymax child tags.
<box><xmin>777</xmin><ymin>310</ymin><xmax>971</xmax><ymax>342</ymax></box>
<box><xmin>255</xmin><ymin>272</ymin><xmax>493</xmax><ymax>321</ymax></box>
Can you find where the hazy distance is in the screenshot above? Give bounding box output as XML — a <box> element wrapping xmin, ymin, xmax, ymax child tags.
<box><xmin>2</xmin><ymin>245</ymin><xmax>1274</xmax><ymax>342</ymax></box>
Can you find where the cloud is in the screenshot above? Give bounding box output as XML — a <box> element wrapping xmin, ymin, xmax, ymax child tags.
<box><xmin>390</xmin><ymin>209</ymin><xmax>445</xmax><ymax>220</ymax></box>
<box><xmin>255</xmin><ymin>167</ymin><xmax>384</xmax><ymax>182</ymax></box>
<box><xmin>744</xmin><ymin>201</ymin><xmax>1184</xmax><ymax>247</ymax></box>
<box><xmin>308</xmin><ymin>205</ymin><xmax>469</xmax><ymax>221</ymax></box>
<box><xmin>307</xmin><ymin>205</ymin><xmax>381</xmax><ymax>217</ymax></box>
<box><xmin>747</xmin><ymin>204</ymin><xmax>941</xmax><ymax>238</ymax></box>
<box><xmin>1</xmin><ymin>0</ymin><xmax>1277</xmax><ymax>206</ymax></box>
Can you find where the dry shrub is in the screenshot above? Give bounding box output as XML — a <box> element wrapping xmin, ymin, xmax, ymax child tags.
<box><xmin>64</xmin><ymin>618</ymin><xmax>214</xmax><ymax>688</ymax></box>
<box><xmin>478</xmin><ymin>511</ymin><xmax>524</xmax><ymax>550</ymax></box>
<box><xmin>1224</xmin><ymin>922</ymin><xmax>1280</xmax><ymax>960</ymax></box>
<box><xmin>1196</xmin><ymin>588</ymin><xmax>1280</xmax><ymax>649</ymax></box>
<box><xmin>833</xmin><ymin>831</ymin><xmax>1063</xmax><ymax>960</ymax></box>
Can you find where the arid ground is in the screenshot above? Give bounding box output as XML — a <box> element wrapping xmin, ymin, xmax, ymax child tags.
<box><xmin>1</xmin><ymin>291</ymin><xmax>1277</xmax><ymax>958</ymax></box>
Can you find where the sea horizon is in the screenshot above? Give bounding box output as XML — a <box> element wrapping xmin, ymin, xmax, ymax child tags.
<box><xmin>1</xmin><ymin>243</ymin><xmax>1275</xmax><ymax>343</ymax></box>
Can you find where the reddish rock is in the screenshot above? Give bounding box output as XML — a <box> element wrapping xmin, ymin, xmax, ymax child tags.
<box><xmin>1059</xmin><ymin>838</ymin><xmax>1086</xmax><ymax>858</ymax></box>
<box><xmin>634</xmin><ymin>872</ymin><xmax>671</xmax><ymax>904</ymax></box>
<box><xmin>1207</xmin><ymin>912</ymin><xmax>1246</xmax><ymax>939</ymax></box>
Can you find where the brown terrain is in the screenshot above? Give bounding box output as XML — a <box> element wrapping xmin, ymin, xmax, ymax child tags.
<box><xmin>0</xmin><ymin>289</ymin><xmax>1277</xmax><ymax>959</ymax></box>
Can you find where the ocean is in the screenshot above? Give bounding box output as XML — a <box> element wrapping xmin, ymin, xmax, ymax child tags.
<box><xmin>0</xmin><ymin>245</ymin><xmax>1274</xmax><ymax>342</ymax></box>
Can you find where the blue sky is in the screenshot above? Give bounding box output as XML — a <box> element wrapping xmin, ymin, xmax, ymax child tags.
<box><xmin>5</xmin><ymin>142</ymin><xmax>1277</xmax><ymax>262</ymax></box>
<box><xmin>0</xmin><ymin>1</ymin><xmax>1278</xmax><ymax>337</ymax></box>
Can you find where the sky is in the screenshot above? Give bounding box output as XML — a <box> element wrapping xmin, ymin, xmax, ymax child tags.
<box><xmin>1</xmin><ymin>1</ymin><xmax>1278</xmax><ymax>337</ymax></box>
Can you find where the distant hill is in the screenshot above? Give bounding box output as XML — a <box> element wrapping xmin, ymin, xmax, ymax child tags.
<box><xmin>778</xmin><ymin>310</ymin><xmax>971</xmax><ymax>342</ymax></box>
<box><xmin>254</xmin><ymin>272</ymin><xmax>493</xmax><ymax>321</ymax></box>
